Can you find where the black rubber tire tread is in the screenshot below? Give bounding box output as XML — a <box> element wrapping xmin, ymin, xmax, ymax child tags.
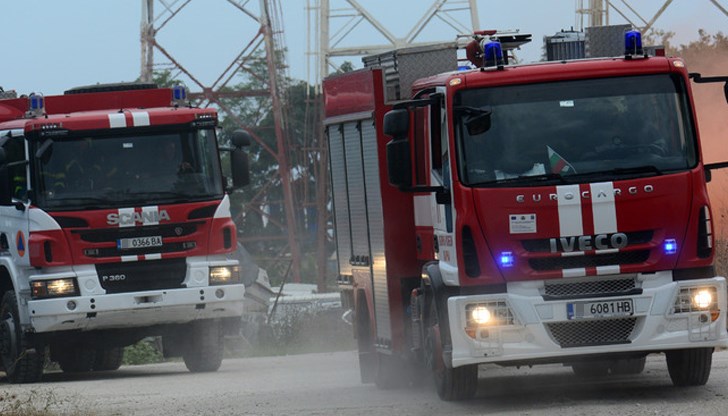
<box><xmin>666</xmin><ymin>348</ymin><xmax>713</xmax><ymax>386</ymax></box>
<box><xmin>426</xmin><ymin>297</ymin><xmax>477</xmax><ymax>401</ymax></box>
<box><xmin>57</xmin><ymin>346</ymin><xmax>96</xmax><ymax>373</ymax></box>
<box><xmin>610</xmin><ymin>357</ymin><xmax>646</xmax><ymax>375</ymax></box>
<box><xmin>183</xmin><ymin>320</ymin><xmax>224</xmax><ymax>372</ymax></box>
<box><xmin>571</xmin><ymin>361</ymin><xmax>610</xmax><ymax>378</ymax></box>
<box><xmin>92</xmin><ymin>347</ymin><xmax>124</xmax><ymax>371</ymax></box>
<box><xmin>0</xmin><ymin>291</ymin><xmax>45</xmax><ymax>383</ymax></box>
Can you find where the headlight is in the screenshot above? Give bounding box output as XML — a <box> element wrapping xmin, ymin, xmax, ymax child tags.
<box><xmin>31</xmin><ymin>278</ymin><xmax>79</xmax><ymax>299</ymax></box>
<box><xmin>209</xmin><ymin>266</ymin><xmax>240</xmax><ymax>285</ymax></box>
<box><xmin>674</xmin><ymin>286</ymin><xmax>718</xmax><ymax>314</ymax></box>
<box><xmin>693</xmin><ymin>290</ymin><xmax>713</xmax><ymax>309</ymax></box>
<box><xmin>470</xmin><ymin>306</ymin><xmax>492</xmax><ymax>324</ymax></box>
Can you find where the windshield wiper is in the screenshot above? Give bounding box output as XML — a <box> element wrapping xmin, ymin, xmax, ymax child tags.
<box><xmin>51</xmin><ymin>197</ymin><xmax>115</xmax><ymax>209</ymax></box>
<box><xmin>473</xmin><ymin>172</ymin><xmax>568</xmax><ymax>187</ymax></box>
<box><xmin>570</xmin><ymin>165</ymin><xmax>664</xmax><ymax>179</ymax></box>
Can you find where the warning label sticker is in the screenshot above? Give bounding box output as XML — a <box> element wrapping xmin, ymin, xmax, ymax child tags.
<box><xmin>509</xmin><ymin>214</ymin><xmax>537</xmax><ymax>234</ymax></box>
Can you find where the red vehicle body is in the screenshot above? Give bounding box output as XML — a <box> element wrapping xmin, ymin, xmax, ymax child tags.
<box><xmin>0</xmin><ymin>84</ymin><xmax>249</xmax><ymax>383</ymax></box>
<box><xmin>323</xmin><ymin>35</ymin><xmax>728</xmax><ymax>400</ymax></box>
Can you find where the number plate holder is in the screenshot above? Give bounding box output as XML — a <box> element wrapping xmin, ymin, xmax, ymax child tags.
<box><xmin>567</xmin><ymin>299</ymin><xmax>634</xmax><ymax>320</ymax></box>
<box><xmin>117</xmin><ymin>236</ymin><xmax>163</xmax><ymax>250</ymax></box>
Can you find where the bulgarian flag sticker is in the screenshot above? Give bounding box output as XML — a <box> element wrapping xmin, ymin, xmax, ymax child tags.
<box><xmin>547</xmin><ymin>145</ymin><xmax>576</xmax><ymax>174</ymax></box>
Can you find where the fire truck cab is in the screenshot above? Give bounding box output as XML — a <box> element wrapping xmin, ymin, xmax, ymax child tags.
<box><xmin>324</xmin><ymin>31</ymin><xmax>728</xmax><ymax>400</ymax></box>
<box><xmin>0</xmin><ymin>83</ymin><xmax>250</xmax><ymax>383</ymax></box>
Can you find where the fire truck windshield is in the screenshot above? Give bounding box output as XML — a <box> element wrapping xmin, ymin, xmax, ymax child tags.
<box><xmin>454</xmin><ymin>73</ymin><xmax>697</xmax><ymax>187</ymax></box>
<box><xmin>32</xmin><ymin>128</ymin><xmax>224</xmax><ymax>210</ymax></box>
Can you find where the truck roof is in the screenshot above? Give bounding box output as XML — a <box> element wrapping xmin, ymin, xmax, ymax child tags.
<box><xmin>0</xmin><ymin>87</ymin><xmax>215</xmax><ymax>135</ymax></box>
<box><xmin>412</xmin><ymin>55</ymin><xmax>677</xmax><ymax>92</ymax></box>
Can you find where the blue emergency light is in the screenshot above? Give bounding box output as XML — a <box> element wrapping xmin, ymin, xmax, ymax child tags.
<box><xmin>29</xmin><ymin>93</ymin><xmax>44</xmax><ymax>111</ymax></box>
<box><xmin>624</xmin><ymin>30</ymin><xmax>644</xmax><ymax>56</ymax></box>
<box><xmin>664</xmin><ymin>239</ymin><xmax>677</xmax><ymax>255</ymax></box>
<box><xmin>499</xmin><ymin>251</ymin><xmax>514</xmax><ymax>268</ymax></box>
<box><xmin>482</xmin><ymin>40</ymin><xmax>504</xmax><ymax>68</ymax></box>
<box><xmin>173</xmin><ymin>84</ymin><xmax>187</xmax><ymax>101</ymax></box>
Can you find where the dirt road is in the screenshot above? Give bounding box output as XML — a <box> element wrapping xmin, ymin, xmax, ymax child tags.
<box><xmin>2</xmin><ymin>350</ymin><xmax>727</xmax><ymax>415</ymax></box>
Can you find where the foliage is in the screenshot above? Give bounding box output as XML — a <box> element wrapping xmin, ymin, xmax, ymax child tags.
<box><xmin>122</xmin><ymin>339</ymin><xmax>163</xmax><ymax>365</ymax></box>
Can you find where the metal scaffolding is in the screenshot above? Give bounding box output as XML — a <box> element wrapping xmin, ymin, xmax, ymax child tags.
<box><xmin>140</xmin><ymin>0</ymin><xmax>304</xmax><ymax>284</ymax></box>
<box><xmin>306</xmin><ymin>0</ymin><xmax>480</xmax><ymax>87</ymax></box>
<box><xmin>577</xmin><ymin>0</ymin><xmax>728</xmax><ymax>36</ymax></box>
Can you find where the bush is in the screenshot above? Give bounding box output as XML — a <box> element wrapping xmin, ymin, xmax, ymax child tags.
<box><xmin>122</xmin><ymin>339</ymin><xmax>163</xmax><ymax>365</ymax></box>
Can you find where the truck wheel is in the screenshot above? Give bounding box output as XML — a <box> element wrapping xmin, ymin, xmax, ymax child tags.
<box><xmin>571</xmin><ymin>361</ymin><xmax>610</xmax><ymax>378</ymax></box>
<box><xmin>56</xmin><ymin>346</ymin><xmax>96</xmax><ymax>373</ymax></box>
<box><xmin>0</xmin><ymin>291</ymin><xmax>45</xmax><ymax>383</ymax></box>
<box><xmin>93</xmin><ymin>347</ymin><xmax>124</xmax><ymax>371</ymax></box>
<box><xmin>424</xmin><ymin>297</ymin><xmax>477</xmax><ymax>401</ymax></box>
<box><xmin>666</xmin><ymin>348</ymin><xmax>713</xmax><ymax>386</ymax></box>
<box><xmin>183</xmin><ymin>320</ymin><xmax>223</xmax><ymax>372</ymax></box>
<box><xmin>610</xmin><ymin>356</ymin><xmax>646</xmax><ymax>375</ymax></box>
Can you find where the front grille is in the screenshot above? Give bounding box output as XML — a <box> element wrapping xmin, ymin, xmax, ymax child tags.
<box><xmin>546</xmin><ymin>318</ymin><xmax>637</xmax><ymax>348</ymax></box>
<box><xmin>73</xmin><ymin>222</ymin><xmax>203</xmax><ymax>258</ymax></box>
<box><xmin>529</xmin><ymin>250</ymin><xmax>649</xmax><ymax>271</ymax></box>
<box><xmin>96</xmin><ymin>258</ymin><xmax>187</xmax><ymax>294</ymax></box>
<box><xmin>74</xmin><ymin>222</ymin><xmax>203</xmax><ymax>243</ymax></box>
<box><xmin>522</xmin><ymin>230</ymin><xmax>653</xmax><ymax>253</ymax></box>
<box><xmin>544</xmin><ymin>277</ymin><xmax>636</xmax><ymax>299</ymax></box>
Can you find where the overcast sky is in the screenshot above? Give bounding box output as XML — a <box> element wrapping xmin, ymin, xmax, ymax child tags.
<box><xmin>1</xmin><ymin>0</ymin><xmax>726</xmax><ymax>96</ymax></box>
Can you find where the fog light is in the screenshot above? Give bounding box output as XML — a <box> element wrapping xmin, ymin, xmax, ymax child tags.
<box><xmin>215</xmin><ymin>288</ymin><xmax>224</xmax><ymax>299</ymax></box>
<box><xmin>67</xmin><ymin>300</ymin><xmax>77</xmax><ymax>310</ymax></box>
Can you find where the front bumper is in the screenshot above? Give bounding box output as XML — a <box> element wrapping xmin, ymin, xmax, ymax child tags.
<box><xmin>448</xmin><ymin>273</ymin><xmax>728</xmax><ymax>368</ymax></box>
<box><xmin>28</xmin><ymin>284</ymin><xmax>245</xmax><ymax>333</ymax></box>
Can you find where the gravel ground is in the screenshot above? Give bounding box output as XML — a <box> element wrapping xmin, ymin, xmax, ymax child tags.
<box><xmin>2</xmin><ymin>349</ymin><xmax>728</xmax><ymax>415</ymax></box>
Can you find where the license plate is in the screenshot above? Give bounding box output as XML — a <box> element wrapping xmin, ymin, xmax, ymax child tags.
<box><xmin>567</xmin><ymin>299</ymin><xmax>634</xmax><ymax>320</ymax></box>
<box><xmin>117</xmin><ymin>236</ymin><xmax>163</xmax><ymax>250</ymax></box>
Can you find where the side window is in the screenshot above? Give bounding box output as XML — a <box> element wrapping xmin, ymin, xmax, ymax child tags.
<box><xmin>3</xmin><ymin>136</ymin><xmax>27</xmax><ymax>200</ymax></box>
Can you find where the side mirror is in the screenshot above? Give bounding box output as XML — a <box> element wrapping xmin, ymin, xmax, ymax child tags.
<box><xmin>465</xmin><ymin>111</ymin><xmax>492</xmax><ymax>136</ymax></box>
<box><xmin>231</xmin><ymin>130</ymin><xmax>252</xmax><ymax>148</ymax></box>
<box><xmin>231</xmin><ymin>148</ymin><xmax>250</xmax><ymax>189</ymax></box>
<box><xmin>386</xmin><ymin>139</ymin><xmax>411</xmax><ymax>189</ymax></box>
<box><xmin>383</xmin><ymin>109</ymin><xmax>409</xmax><ymax>139</ymax></box>
<box><xmin>384</xmin><ymin>109</ymin><xmax>412</xmax><ymax>189</ymax></box>
<box><xmin>0</xmin><ymin>148</ymin><xmax>11</xmax><ymax>206</ymax></box>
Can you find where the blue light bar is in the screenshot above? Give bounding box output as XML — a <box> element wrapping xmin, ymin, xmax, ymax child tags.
<box><xmin>664</xmin><ymin>239</ymin><xmax>677</xmax><ymax>255</ymax></box>
<box><xmin>29</xmin><ymin>93</ymin><xmax>44</xmax><ymax>111</ymax></box>
<box><xmin>499</xmin><ymin>251</ymin><xmax>514</xmax><ymax>268</ymax></box>
<box><xmin>173</xmin><ymin>84</ymin><xmax>187</xmax><ymax>101</ymax></box>
<box><xmin>624</xmin><ymin>30</ymin><xmax>644</xmax><ymax>56</ymax></box>
<box><xmin>482</xmin><ymin>40</ymin><xmax>504</xmax><ymax>67</ymax></box>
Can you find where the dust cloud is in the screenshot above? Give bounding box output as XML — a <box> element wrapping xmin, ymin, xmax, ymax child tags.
<box><xmin>691</xmin><ymin>51</ymin><xmax>728</xmax><ymax>235</ymax></box>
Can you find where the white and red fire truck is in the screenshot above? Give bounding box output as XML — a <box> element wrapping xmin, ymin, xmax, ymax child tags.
<box><xmin>323</xmin><ymin>31</ymin><xmax>728</xmax><ymax>400</ymax></box>
<box><xmin>0</xmin><ymin>83</ymin><xmax>251</xmax><ymax>383</ymax></box>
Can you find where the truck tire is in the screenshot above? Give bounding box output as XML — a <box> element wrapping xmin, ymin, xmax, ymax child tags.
<box><xmin>424</xmin><ymin>297</ymin><xmax>477</xmax><ymax>401</ymax></box>
<box><xmin>610</xmin><ymin>356</ymin><xmax>646</xmax><ymax>375</ymax></box>
<box><xmin>56</xmin><ymin>346</ymin><xmax>96</xmax><ymax>373</ymax></box>
<box><xmin>183</xmin><ymin>320</ymin><xmax>224</xmax><ymax>372</ymax></box>
<box><xmin>93</xmin><ymin>347</ymin><xmax>124</xmax><ymax>371</ymax></box>
<box><xmin>666</xmin><ymin>348</ymin><xmax>713</xmax><ymax>386</ymax></box>
<box><xmin>0</xmin><ymin>291</ymin><xmax>45</xmax><ymax>383</ymax></box>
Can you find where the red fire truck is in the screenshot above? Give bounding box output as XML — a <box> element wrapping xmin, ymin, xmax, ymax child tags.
<box><xmin>323</xmin><ymin>31</ymin><xmax>728</xmax><ymax>400</ymax></box>
<box><xmin>0</xmin><ymin>83</ymin><xmax>250</xmax><ymax>383</ymax></box>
